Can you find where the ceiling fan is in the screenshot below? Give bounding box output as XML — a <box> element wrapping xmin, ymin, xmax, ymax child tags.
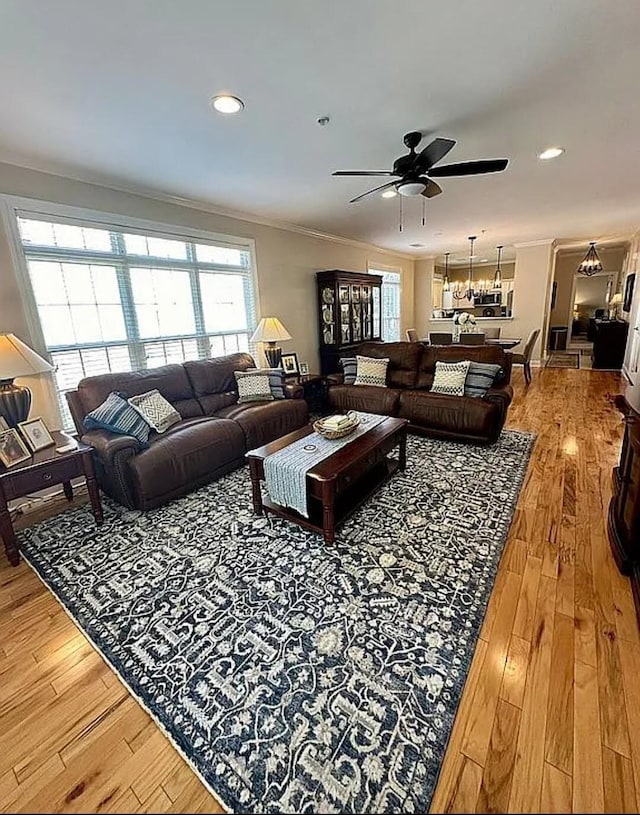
<box><xmin>333</xmin><ymin>131</ymin><xmax>508</xmax><ymax>203</ymax></box>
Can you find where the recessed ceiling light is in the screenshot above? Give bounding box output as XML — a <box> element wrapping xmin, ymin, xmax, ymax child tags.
<box><xmin>210</xmin><ymin>94</ymin><xmax>244</xmax><ymax>114</ymax></box>
<box><xmin>538</xmin><ymin>146</ymin><xmax>564</xmax><ymax>160</ymax></box>
<box><xmin>381</xmin><ymin>189</ymin><xmax>397</xmax><ymax>198</ymax></box>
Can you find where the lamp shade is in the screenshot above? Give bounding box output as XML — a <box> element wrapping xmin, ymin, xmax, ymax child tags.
<box><xmin>0</xmin><ymin>333</ymin><xmax>55</xmax><ymax>381</ymax></box>
<box><xmin>609</xmin><ymin>293</ymin><xmax>623</xmax><ymax>306</ymax></box>
<box><xmin>250</xmin><ymin>317</ymin><xmax>292</xmax><ymax>344</ymax></box>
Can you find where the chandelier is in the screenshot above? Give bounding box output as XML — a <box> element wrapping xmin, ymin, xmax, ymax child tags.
<box><xmin>578</xmin><ymin>242</ymin><xmax>603</xmax><ymax>276</ymax></box>
<box><xmin>453</xmin><ymin>236</ymin><xmax>478</xmax><ymax>301</ymax></box>
<box><xmin>442</xmin><ymin>252</ymin><xmax>451</xmax><ymax>292</ymax></box>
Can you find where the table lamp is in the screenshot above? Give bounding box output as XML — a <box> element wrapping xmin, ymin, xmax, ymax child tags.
<box><xmin>609</xmin><ymin>292</ymin><xmax>623</xmax><ymax>320</ymax></box>
<box><xmin>249</xmin><ymin>317</ymin><xmax>292</xmax><ymax>368</ymax></box>
<box><xmin>0</xmin><ymin>333</ymin><xmax>55</xmax><ymax>427</ymax></box>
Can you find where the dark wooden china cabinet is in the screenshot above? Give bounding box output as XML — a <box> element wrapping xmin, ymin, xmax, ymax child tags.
<box><xmin>609</xmin><ymin>388</ymin><xmax>640</xmax><ymax>624</ymax></box>
<box><xmin>316</xmin><ymin>270</ymin><xmax>383</xmax><ymax>375</ymax></box>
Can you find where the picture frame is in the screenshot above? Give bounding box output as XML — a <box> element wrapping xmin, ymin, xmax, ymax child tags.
<box><xmin>18</xmin><ymin>416</ymin><xmax>55</xmax><ymax>453</ymax></box>
<box><xmin>623</xmin><ymin>273</ymin><xmax>636</xmax><ymax>313</ymax></box>
<box><xmin>0</xmin><ymin>416</ymin><xmax>9</xmax><ymax>432</ymax></box>
<box><xmin>281</xmin><ymin>352</ymin><xmax>300</xmax><ymax>376</ymax></box>
<box><xmin>0</xmin><ymin>428</ymin><xmax>32</xmax><ymax>468</ymax></box>
<box><xmin>299</xmin><ymin>361</ymin><xmax>309</xmax><ymax>375</ymax></box>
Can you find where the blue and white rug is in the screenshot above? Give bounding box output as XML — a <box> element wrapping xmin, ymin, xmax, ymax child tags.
<box><xmin>19</xmin><ymin>430</ymin><xmax>535</xmax><ymax>814</ymax></box>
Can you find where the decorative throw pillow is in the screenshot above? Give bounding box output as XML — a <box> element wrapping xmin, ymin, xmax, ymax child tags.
<box><xmin>83</xmin><ymin>391</ymin><xmax>151</xmax><ymax>445</ymax></box>
<box><xmin>464</xmin><ymin>362</ymin><xmax>504</xmax><ymax>398</ymax></box>
<box><xmin>235</xmin><ymin>370</ymin><xmax>275</xmax><ymax>404</ymax></box>
<box><xmin>250</xmin><ymin>368</ymin><xmax>285</xmax><ymax>399</ymax></box>
<box><xmin>430</xmin><ymin>360</ymin><xmax>471</xmax><ymax>397</ymax></box>
<box><xmin>128</xmin><ymin>389</ymin><xmax>181</xmax><ymax>433</ymax></box>
<box><xmin>354</xmin><ymin>355</ymin><xmax>389</xmax><ymax>388</ymax></box>
<box><xmin>340</xmin><ymin>357</ymin><xmax>357</xmax><ymax>385</ymax></box>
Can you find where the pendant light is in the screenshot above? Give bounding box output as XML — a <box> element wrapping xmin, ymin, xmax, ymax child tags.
<box><xmin>578</xmin><ymin>241</ymin><xmax>603</xmax><ymax>276</ymax></box>
<box><xmin>443</xmin><ymin>252</ymin><xmax>451</xmax><ymax>292</ymax></box>
<box><xmin>493</xmin><ymin>245</ymin><xmax>503</xmax><ymax>289</ymax></box>
<box><xmin>465</xmin><ymin>235</ymin><xmax>476</xmax><ymax>301</ymax></box>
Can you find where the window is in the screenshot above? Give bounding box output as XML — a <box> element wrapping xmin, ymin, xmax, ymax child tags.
<box><xmin>16</xmin><ymin>215</ymin><xmax>256</xmax><ymax>430</ymax></box>
<box><xmin>373</xmin><ymin>270</ymin><xmax>401</xmax><ymax>341</ymax></box>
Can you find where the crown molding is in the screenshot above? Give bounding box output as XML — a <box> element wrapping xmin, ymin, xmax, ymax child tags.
<box><xmin>513</xmin><ymin>238</ymin><xmax>556</xmax><ymax>248</ymax></box>
<box><xmin>0</xmin><ymin>157</ymin><xmax>416</xmax><ymax>261</ymax></box>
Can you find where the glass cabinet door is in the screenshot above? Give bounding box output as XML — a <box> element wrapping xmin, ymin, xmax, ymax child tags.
<box><xmin>362</xmin><ymin>285</ymin><xmax>371</xmax><ymax>339</ymax></box>
<box><xmin>320</xmin><ymin>285</ymin><xmax>335</xmax><ymax>344</ymax></box>
<box><xmin>372</xmin><ymin>286</ymin><xmax>381</xmax><ymax>338</ymax></box>
<box><xmin>338</xmin><ymin>284</ymin><xmax>350</xmax><ymax>344</ymax></box>
<box><xmin>351</xmin><ymin>285</ymin><xmax>362</xmax><ymax>342</ymax></box>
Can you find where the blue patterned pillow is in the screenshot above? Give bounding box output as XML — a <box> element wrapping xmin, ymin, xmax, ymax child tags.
<box><xmin>83</xmin><ymin>391</ymin><xmax>151</xmax><ymax>446</ymax></box>
<box><xmin>340</xmin><ymin>357</ymin><xmax>357</xmax><ymax>384</ymax></box>
<box><xmin>464</xmin><ymin>362</ymin><xmax>504</xmax><ymax>398</ymax></box>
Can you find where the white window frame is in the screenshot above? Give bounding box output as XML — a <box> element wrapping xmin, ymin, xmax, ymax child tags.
<box><xmin>0</xmin><ymin>196</ymin><xmax>261</xmax><ymax>428</ymax></box>
<box><xmin>368</xmin><ymin>262</ymin><xmax>402</xmax><ymax>342</ymax></box>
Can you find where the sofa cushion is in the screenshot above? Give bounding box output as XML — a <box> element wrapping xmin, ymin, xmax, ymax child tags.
<box><xmin>235</xmin><ymin>370</ymin><xmax>274</xmax><ymax>404</ymax></box>
<box><xmin>83</xmin><ymin>392</ymin><xmax>152</xmax><ymax>446</ymax></box>
<box><xmin>215</xmin><ymin>399</ymin><xmax>309</xmax><ymax>449</ymax></box>
<box><xmin>77</xmin><ymin>364</ymin><xmax>202</xmax><ymax>419</ymax></box>
<box><xmin>465</xmin><ymin>362</ymin><xmax>504</xmax><ymax>398</ymax></box>
<box><xmin>431</xmin><ymin>360</ymin><xmax>470</xmax><ymax>397</ymax></box>
<box><xmin>399</xmin><ymin>390</ymin><xmax>498</xmax><ymax>437</ymax></box>
<box><xmin>354</xmin><ymin>355</ymin><xmax>389</xmax><ymax>388</ymax></box>
<box><xmin>416</xmin><ymin>345</ymin><xmax>509</xmax><ymax>390</ymax></box>
<box><xmin>128</xmin><ymin>389</ymin><xmax>182</xmax><ymax>433</ymax></box>
<box><xmin>340</xmin><ymin>357</ymin><xmax>357</xmax><ymax>385</ymax></box>
<box><xmin>327</xmin><ymin>384</ymin><xmax>401</xmax><ymax>416</ymax></box>
<box><xmin>127</xmin><ymin>417</ymin><xmax>245</xmax><ymax>509</ymax></box>
<box><xmin>355</xmin><ymin>342</ymin><xmax>422</xmax><ymax>389</ymax></box>
<box><xmin>184</xmin><ymin>353</ymin><xmax>256</xmax><ymax>415</ymax></box>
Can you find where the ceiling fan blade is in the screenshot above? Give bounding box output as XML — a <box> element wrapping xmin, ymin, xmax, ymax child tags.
<box><xmin>332</xmin><ymin>170</ymin><xmax>395</xmax><ymax>176</ymax></box>
<box><xmin>429</xmin><ymin>159</ymin><xmax>508</xmax><ymax>177</ymax></box>
<box><xmin>416</xmin><ymin>138</ymin><xmax>456</xmax><ymax>170</ymax></box>
<box><xmin>349</xmin><ymin>181</ymin><xmax>397</xmax><ymax>203</ymax></box>
<box><xmin>421</xmin><ymin>179</ymin><xmax>442</xmax><ymax>198</ymax></box>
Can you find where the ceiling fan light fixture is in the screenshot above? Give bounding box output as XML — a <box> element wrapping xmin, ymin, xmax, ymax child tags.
<box><xmin>381</xmin><ymin>189</ymin><xmax>397</xmax><ymax>198</ymax></box>
<box><xmin>210</xmin><ymin>94</ymin><xmax>245</xmax><ymax>114</ymax></box>
<box><xmin>538</xmin><ymin>146</ymin><xmax>564</xmax><ymax>160</ymax></box>
<box><xmin>397</xmin><ymin>181</ymin><xmax>426</xmax><ymax>197</ymax></box>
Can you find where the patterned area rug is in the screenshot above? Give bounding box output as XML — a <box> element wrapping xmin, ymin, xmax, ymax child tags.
<box><xmin>546</xmin><ymin>351</ymin><xmax>580</xmax><ymax>369</ymax></box>
<box><xmin>20</xmin><ymin>431</ymin><xmax>535</xmax><ymax>814</ymax></box>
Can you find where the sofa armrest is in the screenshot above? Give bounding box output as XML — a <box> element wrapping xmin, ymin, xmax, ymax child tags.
<box><xmin>81</xmin><ymin>429</ymin><xmax>140</xmax><ymax>508</ymax></box>
<box><xmin>326</xmin><ymin>373</ymin><xmax>344</xmax><ymax>386</ymax></box>
<box><xmin>483</xmin><ymin>384</ymin><xmax>514</xmax><ymax>427</ymax></box>
<box><xmin>283</xmin><ymin>383</ymin><xmax>304</xmax><ymax>399</ymax></box>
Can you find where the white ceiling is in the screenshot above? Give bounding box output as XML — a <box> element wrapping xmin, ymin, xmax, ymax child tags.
<box><xmin>1</xmin><ymin>0</ymin><xmax>639</xmax><ymax>257</ymax></box>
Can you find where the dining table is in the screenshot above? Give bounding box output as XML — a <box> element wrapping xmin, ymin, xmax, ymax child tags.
<box><xmin>419</xmin><ymin>336</ymin><xmax>522</xmax><ymax>350</ymax></box>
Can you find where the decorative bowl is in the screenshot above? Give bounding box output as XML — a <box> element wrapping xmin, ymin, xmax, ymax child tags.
<box><xmin>313</xmin><ymin>414</ymin><xmax>359</xmax><ymax>440</ymax></box>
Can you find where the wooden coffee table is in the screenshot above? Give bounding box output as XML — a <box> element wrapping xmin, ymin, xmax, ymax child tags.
<box><xmin>246</xmin><ymin>416</ymin><xmax>408</xmax><ymax>544</ymax></box>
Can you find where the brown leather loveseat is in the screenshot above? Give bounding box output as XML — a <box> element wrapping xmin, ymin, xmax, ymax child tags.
<box><xmin>327</xmin><ymin>341</ymin><xmax>513</xmax><ymax>444</ymax></box>
<box><xmin>66</xmin><ymin>352</ymin><xmax>308</xmax><ymax>510</ymax></box>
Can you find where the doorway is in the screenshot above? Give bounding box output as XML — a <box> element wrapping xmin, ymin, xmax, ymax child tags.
<box><xmin>569</xmin><ymin>272</ymin><xmax>616</xmax><ymax>347</ymax></box>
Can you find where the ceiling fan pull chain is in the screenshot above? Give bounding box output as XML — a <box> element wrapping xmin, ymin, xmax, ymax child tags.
<box><xmin>399</xmin><ymin>195</ymin><xmax>403</xmax><ymax>232</ymax></box>
<box><xmin>422</xmin><ymin>196</ymin><xmax>426</xmax><ymax>227</ymax></box>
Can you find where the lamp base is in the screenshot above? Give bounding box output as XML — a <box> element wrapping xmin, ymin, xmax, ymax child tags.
<box><xmin>0</xmin><ymin>381</ymin><xmax>31</xmax><ymax>428</ymax></box>
<box><xmin>264</xmin><ymin>344</ymin><xmax>282</xmax><ymax>368</ymax></box>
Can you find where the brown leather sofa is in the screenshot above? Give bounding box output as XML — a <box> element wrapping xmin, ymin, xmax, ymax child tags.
<box><xmin>66</xmin><ymin>352</ymin><xmax>308</xmax><ymax>510</ymax></box>
<box><xmin>327</xmin><ymin>341</ymin><xmax>513</xmax><ymax>444</ymax></box>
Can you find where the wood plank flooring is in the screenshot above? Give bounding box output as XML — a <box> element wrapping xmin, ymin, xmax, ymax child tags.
<box><xmin>0</xmin><ymin>366</ymin><xmax>636</xmax><ymax>813</ymax></box>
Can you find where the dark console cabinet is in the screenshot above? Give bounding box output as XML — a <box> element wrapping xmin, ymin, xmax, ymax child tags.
<box><xmin>609</xmin><ymin>392</ymin><xmax>640</xmax><ymax>625</ymax></box>
<box><xmin>316</xmin><ymin>270</ymin><xmax>383</xmax><ymax>375</ymax></box>
<box><xmin>592</xmin><ymin>319</ymin><xmax>629</xmax><ymax>370</ymax></box>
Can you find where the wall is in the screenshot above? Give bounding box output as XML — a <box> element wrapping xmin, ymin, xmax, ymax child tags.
<box><xmin>549</xmin><ymin>245</ymin><xmax>627</xmax><ymax>333</ymax></box>
<box><xmin>0</xmin><ymin>162</ymin><xmax>415</xmax><ymax>428</ymax></box>
<box><xmin>433</xmin><ymin>261</ymin><xmax>515</xmax><ymax>283</ymax></box>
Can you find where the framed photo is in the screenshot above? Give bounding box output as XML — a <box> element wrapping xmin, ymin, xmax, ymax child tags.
<box><xmin>18</xmin><ymin>417</ymin><xmax>55</xmax><ymax>453</ymax></box>
<box><xmin>299</xmin><ymin>362</ymin><xmax>309</xmax><ymax>375</ymax></box>
<box><xmin>0</xmin><ymin>416</ymin><xmax>9</xmax><ymax>432</ymax></box>
<box><xmin>281</xmin><ymin>352</ymin><xmax>299</xmax><ymax>376</ymax></box>
<box><xmin>623</xmin><ymin>273</ymin><xmax>636</xmax><ymax>313</ymax></box>
<box><xmin>0</xmin><ymin>429</ymin><xmax>32</xmax><ymax>468</ymax></box>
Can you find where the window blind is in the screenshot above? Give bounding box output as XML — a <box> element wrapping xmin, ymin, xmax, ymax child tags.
<box><xmin>16</xmin><ymin>213</ymin><xmax>257</xmax><ymax>431</ymax></box>
<box><xmin>370</xmin><ymin>269</ymin><xmax>401</xmax><ymax>341</ymax></box>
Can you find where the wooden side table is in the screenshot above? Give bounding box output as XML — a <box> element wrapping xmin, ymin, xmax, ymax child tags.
<box><xmin>284</xmin><ymin>374</ymin><xmax>326</xmax><ymax>413</ymax></box>
<box><xmin>0</xmin><ymin>430</ymin><xmax>104</xmax><ymax>566</ymax></box>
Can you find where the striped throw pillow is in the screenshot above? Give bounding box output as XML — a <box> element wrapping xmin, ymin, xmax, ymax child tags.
<box><xmin>235</xmin><ymin>370</ymin><xmax>275</xmax><ymax>404</ymax></box>
<box><xmin>260</xmin><ymin>368</ymin><xmax>286</xmax><ymax>399</ymax></box>
<box><xmin>83</xmin><ymin>391</ymin><xmax>152</xmax><ymax>445</ymax></box>
<box><xmin>464</xmin><ymin>362</ymin><xmax>504</xmax><ymax>398</ymax></box>
<box><xmin>430</xmin><ymin>360</ymin><xmax>471</xmax><ymax>397</ymax></box>
<box><xmin>340</xmin><ymin>357</ymin><xmax>357</xmax><ymax>384</ymax></box>
<box><xmin>354</xmin><ymin>355</ymin><xmax>389</xmax><ymax>388</ymax></box>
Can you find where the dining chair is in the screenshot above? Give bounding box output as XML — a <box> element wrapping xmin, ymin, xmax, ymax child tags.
<box><xmin>428</xmin><ymin>332</ymin><xmax>453</xmax><ymax>345</ymax></box>
<box><xmin>459</xmin><ymin>333</ymin><xmax>486</xmax><ymax>345</ymax></box>
<box><xmin>511</xmin><ymin>328</ymin><xmax>540</xmax><ymax>385</ymax></box>
<box><xmin>483</xmin><ymin>326</ymin><xmax>501</xmax><ymax>339</ymax></box>
<box><xmin>405</xmin><ymin>328</ymin><xmax>418</xmax><ymax>343</ymax></box>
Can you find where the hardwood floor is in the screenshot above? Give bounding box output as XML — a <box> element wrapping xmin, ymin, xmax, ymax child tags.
<box><xmin>0</xmin><ymin>366</ymin><xmax>636</xmax><ymax>813</ymax></box>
